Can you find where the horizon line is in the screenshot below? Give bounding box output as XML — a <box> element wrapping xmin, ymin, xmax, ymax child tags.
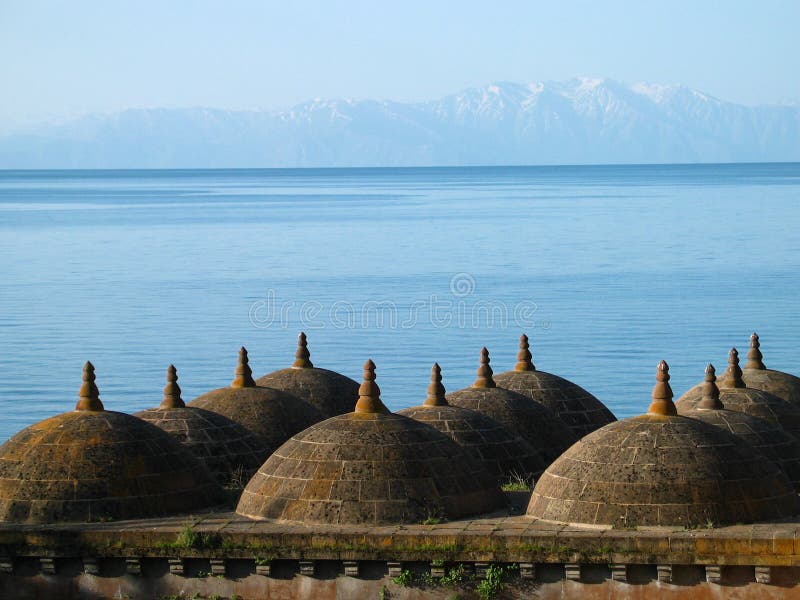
<box><xmin>1</xmin><ymin>161</ymin><xmax>799</xmax><ymax>174</ymax></box>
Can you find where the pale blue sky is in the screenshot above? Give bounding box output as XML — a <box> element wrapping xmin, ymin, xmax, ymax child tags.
<box><xmin>1</xmin><ymin>1</ymin><xmax>798</xmax><ymax>130</ymax></box>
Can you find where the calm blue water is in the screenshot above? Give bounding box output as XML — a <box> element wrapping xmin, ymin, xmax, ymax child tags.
<box><xmin>1</xmin><ymin>164</ymin><xmax>799</xmax><ymax>443</ymax></box>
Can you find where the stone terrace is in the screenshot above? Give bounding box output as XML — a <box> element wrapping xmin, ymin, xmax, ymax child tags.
<box><xmin>4</xmin><ymin>500</ymin><xmax>800</xmax><ymax>598</ymax></box>
<box><xmin>3</xmin><ymin>503</ymin><xmax>800</xmax><ymax>574</ymax></box>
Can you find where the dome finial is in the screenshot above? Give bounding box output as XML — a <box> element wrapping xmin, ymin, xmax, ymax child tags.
<box><xmin>292</xmin><ymin>332</ymin><xmax>314</xmax><ymax>369</ymax></box>
<box><xmin>647</xmin><ymin>360</ymin><xmax>677</xmax><ymax>416</ymax></box>
<box><xmin>473</xmin><ymin>347</ymin><xmax>497</xmax><ymax>388</ymax></box>
<box><xmin>725</xmin><ymin>347</ymin><xmax>746</xmax><ymax>388</ymax></box>
<box><xmin>231</xmin><ymin>346</ymin><xmax>256</xmax><ymax>388</ymax></box>
<box><xmin>160</xmin><ymin>364</ymin><xmax>185</xmax><ymax>408</ymax></box>
<box><xmin>746</xmin><ymin>332</ymin><xmax>766</xmax><ymax>370</ymax></box>
<box><xmin>75</xmin><ymin>361</ymin><xmax>104</xmax><ymax>411</ymax></box>
<box><xmin>514</xmin><ymin>334</ymin><xmax>536</xmax><ymax>372</ymax></box>
<box><xmin>354</xmin><ymin>359</ymin><xmax>389</xmax><ymax>414</ymax></box>
<box><xmin>697</xmin><ymin>363</ymin><xmax>724</xmax><ymax>410</ymax></box>
<box><xmin>423</xmin><ymin>363</ymin><xmax>448</xmax><ymax>406</ymax></box>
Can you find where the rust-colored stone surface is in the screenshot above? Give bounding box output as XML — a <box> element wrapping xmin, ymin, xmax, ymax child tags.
<box><xmin>256</xmin><ymin>333</ymin><xmax>360</xmax><ymax>418</ymax></box>
<box><xmin>236</xmin><ymin>360</ymin><xmax>504</xmax><ymax>524</ymax></box>
<box><xmin>399</xmin><ymin>363</ymin><xmax>548</xmax><ymax>483</ymax></box>
<box><xmin>494</xmin><ymin>335</ymin><xmax>616</xmax><ymax>438</ymax></box>
<box><xmin>677</xmin><ymin>348</ymin><xmax>800</xmax><ymax>439</ymax></box>
<box><xmin>188</xmin><ymin>347</ymin><xmax>324</xmax><ymax>454</ymax></box>
<box><xmin>678</xmin><ymin>364</ymin><xmax>800</xmax><ymax>492</ymax></box>
<box><xmin>528</xmin><ymin>361</ymin><xmax>799</xmax><ymax>528</ymax></box>
<box><xmin>0</xmin><ymin>363</ymin><xmax>222</xmax><ymax>524</ymax></box>
<box><xmin>447</xmin><ymin>348</ymin><xmax>577</xmax><ymax>464</ymax></box>
<box><xmin>135</xmin><ymin>365</ymin><xmax>268</xmax><ymax>486</ymax></box>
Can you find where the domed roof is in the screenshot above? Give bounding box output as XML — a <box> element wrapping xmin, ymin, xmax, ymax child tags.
<box><xmin>445</xmin><ymin>348</ymin><xmax>577</xmax><ymax>464</ymax></box>
<box><xmin>0</xmin><ymin>363</ymin><xmax>222</xmax><ymax>524</ymax></box>
<box><xmin>719</xmin><ymin>333</ymin><xmax>800</xmax><ymax>406</ymax></box>
<box><xmin>188</xmin><ymin>347</ymin><xmax>324</xmax><ymax>454</ymax></box>
<box><xmin>135</xmin><ymin>365</ymin><xmax>268</xmax><ymax>487</ymax></box>
<box><xmin>398</xmin><ymin>363</ymin><xmax>549</xmax><ymax>484</ymax></box>
<box><xmin>678</xmin><ymin>364</ymin><xmax>800</xmax><ymax>492</ymax></box>
<box><xmin>527</xmin><ymin>361</ymin><xmax>798</xmax><ymax>528</ymax></box>
<box><xmin>255</xmin><ymin>333</ymin><xmax>359</xmax><ymax>417</ymax></box>
<box><xmin>676</xmin><ymin>348</ymin><xmax>800</xmax><ymax>439</ymax></box>
<box><xmin>493</xmin><ymin>335</ymin><xmax>616</xmax><ymax>438</ymax></box>
<box><xmin>236</xmin><ymin>360</ymin><xmax>504</xmax><ymax>525</ymax></box>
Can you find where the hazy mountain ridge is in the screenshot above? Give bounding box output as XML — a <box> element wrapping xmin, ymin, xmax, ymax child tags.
<box><xmin>1</xmin><ymin>78</ymin><xmax>798</xmax><ymax>168</ymax></box>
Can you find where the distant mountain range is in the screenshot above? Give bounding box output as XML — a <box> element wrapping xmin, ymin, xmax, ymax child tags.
<box><xmin>1</xmin><ymin>78</ymin><xmax>799</xmax><ymax>168</ymax></box>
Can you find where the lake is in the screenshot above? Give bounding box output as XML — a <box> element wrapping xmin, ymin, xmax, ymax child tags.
<box><xmin>1</xmin><ymin>163</ymin><xmax>799</xmax><ymax>443</ymax></box>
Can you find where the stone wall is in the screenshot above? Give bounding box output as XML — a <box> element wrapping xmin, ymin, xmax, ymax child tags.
<box><xmin>3</xmin><ymin>505</ymin><xmax>800</xmax><ymax>599</ymax></box>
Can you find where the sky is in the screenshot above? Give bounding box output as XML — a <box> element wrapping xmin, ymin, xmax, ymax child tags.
<box><xmin>1</xmin><ymin>1</ymin><xmax>798</xmax><ymax>131</ymax></box>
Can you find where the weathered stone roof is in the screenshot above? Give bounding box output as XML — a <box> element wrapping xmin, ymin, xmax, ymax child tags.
<box><xmin>446</xmin><ymin>348</ymin><xmax>577</xmax><ymax>464</ymax></box>
<box><xmin>135</xmin><ymin>365</ymin><xmax>268</xmax><ymax>487</ymax></box>
<box><xmin>398</xmin><ymin>363</ymin><xmax>549</xmax><ymax>484</ymax></box>
<box><xmin>678</xmin><ymin>364</ymin><xmax>800</xmax><ymax>492</ymax></box>
<box><xmin>676</xmin><ymin>347</ymin><xmax>800</xmax><ymax>439</ymax></box>
<box><xmin>236</xmin><ymin>360</ymin><xmax>504</xmax><ymax>525</ymax></box>
<box><xmin>188</xmin><ymin>347</ymin><xmax>324</xmax><ymax>454</ymax></box>
<box><xmin>0</xmin><ymin>363</ymin><xmax>222</xmax><ymax>524</ymax></box>
<box><xmin>255</xmin><ymin>333</ymin><xmax>359</xmax><ymax>417</ymax></box>
<box><xmin>718</xmin><ymin>333</ymin><xmax>800</xmax><ymax>406</ymax></box>
<box><xmin>493</xmin><ymin>334</ymin><xmax>616</xmax><ymax>438</ymax></box>
<box><xmin>527</xmin><ymin>360</ymin><xmax>799</xmax><ymax>528</ymax></box>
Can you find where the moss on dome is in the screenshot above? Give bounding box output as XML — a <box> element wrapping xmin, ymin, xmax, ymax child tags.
<box><xmin>236</xmin><ymin>360</ymin><xmax>504</xmax><ymax>525</ymax></box>
<box><xmin>0</xmin><ymin>363</ymin><xmax>223</xmax><ymax>524</ymax></box>
<box><xmin>527</xmin><ymin>361</ymin><xmax>798</xmax><ymax>528</ymax></box>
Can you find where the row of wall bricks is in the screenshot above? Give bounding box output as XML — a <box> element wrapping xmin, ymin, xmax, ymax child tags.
<box><xmin>0</xmin><ymin>557</ymin><xmax>777</xmax><ymax>584</ymax></box>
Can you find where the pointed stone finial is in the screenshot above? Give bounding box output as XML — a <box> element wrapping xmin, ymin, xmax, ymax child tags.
<box><xmin>647</xmin><ymin>360</ymin><xmax>677</xmax><ymax>416</ymax></box>
<box><xmin>697</xmin><ymin>364</ymin><xmax>724</xmax><ymax>410</ymax></box>
<box><xmin>724</xmin><ymin>348</ymin><xmax>746</xmax><ymax>388</ymax></box>
<box><xmin>473</xmin><ymin>347</ymin><xmax>497</xmax><ymax>389</ymax></box>
<box><xmin>514</xmin><ymin>334</ymin><xmax>536</xmax><ymax>372</ymax></box>
<box><xmin>354</xmin><ymin>359</ymin><xmax>389</xmax><ymax>414</ymax></box>
<box><xmin>231</xmin><ymin>346</ymin><xmax>256</xmax><ymax>388</ymax></box>
<box><xmin>160</xmin><ymin>364</ymin><xmax>185</xmax><ymax>408</ymax></box>
<box><xmin>745</xmin><ymin>332</ymin><xmax>766</xmax><ymax>370</ymax></box>
<box><xmin>291</xmin><ymin>332</ymin><xmax>314</xmax><ymax>369</ymax></box>
<box><xmin>423</xmin><ymin>363</ymin><xmax>448</xmax><ymax>407</ymax></box>
<box><xmin>75</xmin><ymin>361</ymin><xmax>104</xmax><ymax>411</ymax></box>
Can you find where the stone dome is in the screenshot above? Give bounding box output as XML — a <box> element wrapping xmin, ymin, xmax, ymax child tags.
<box><xmin>398</xmin><ymin>363</ymin><xmax>549</xmax><ymax>484</ymax></box>
<box><xmin>527</xmin><ymin>361</ymin><xmax>798</xmax><ymax>528</ymax></box>
<box><xmin>188</xmin><ymin>347</ymin><xmax>324</xmax><ymax>454</ymax></box>
<box><xmin>493</xmin><ymin>335</ymin><xmax>616</xmax><ymax>438</ymax></box>
<box><xmin>255</xmin><ymin>333</ymin><xmax>359</xmax><ymax>418</ymax></box>
<box><xmin>236</xmin><ymin>360</ymin><xmax>504</xmax><ymax>525</ymax></box>
<box><xmin>719</xmin><ymin>333</ymin><xmax>800</xmax><ymax>406</ymax></box>
<box><xmin>135</xmin><ymin>365</ymin><xmax>268</xmax><ymax>487</ymax></box>
<box><xmin>0</xmin><ymin>363</ymin><xmax>223</xmax><ymax>524</ymax></box>
<box><xmin>446</xmin><ymin>348</ymin><xmax>577</xmax><ymax>464</ymax></box>
<box><xmin>676</xmin><ymin>347</ymin><xmax>800</xmax><ymax>439</ymax></box>
<box><xmin>678</xmin><ymin>364</ymin><xmax>800</xmax><ymax>492</ymax></box>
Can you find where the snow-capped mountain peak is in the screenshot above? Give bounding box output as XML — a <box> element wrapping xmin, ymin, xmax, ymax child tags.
<box><xmin>0</xmin><ymin>78</ymin><xmax>797</xmax><ymax>168</ymax></box>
